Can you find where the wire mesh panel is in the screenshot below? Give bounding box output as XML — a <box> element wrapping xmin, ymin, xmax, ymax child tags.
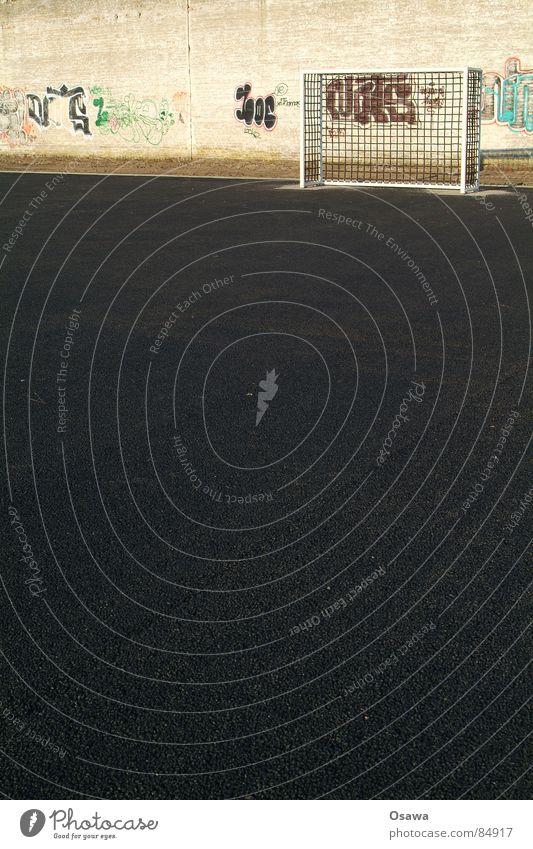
<box><xmin>465</xmin><ymin>69</ymin><xmax>482</xmax><ymax>191</ymax></box>
<box><xmin>301</xmin><ymin>68</ymin><xmax>482</xmax><ymax>192</ymax></box>
<box><xmin>300</xmin><ymin>72</ymin><xmax>322</xmax><ymax>185</ymax></box>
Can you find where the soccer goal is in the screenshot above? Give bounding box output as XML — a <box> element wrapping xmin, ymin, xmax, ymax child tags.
<box><xmin>300</xmin><ymin>68</ymin><xmax>482</xmax><ymax>192</ymax></box>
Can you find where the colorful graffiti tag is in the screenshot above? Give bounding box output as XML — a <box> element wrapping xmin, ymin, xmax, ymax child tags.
<box><xmin>0</xmin><ymin>86</ymin><xmax>34</xmax><ymax>146</ymax></box>
<box><xmin>234</xmin><ymin>83</ymin><xmax>277</xmax><ymax>131</ymax></box>
<box><xmin>1</xmin><ymin>83</ymin><xmax>176</xmax><ymax>146</ymax></box>
<box><xmin>482</xmin><ymin>58</ymin><xmax>532</xmax><ymax>133</ymax></box>
<box><xmin>92</xmin><ymin>91</ymin><xmax>174</xmax><ymax>145</ymax></box>
<box><xmin>326</xmin><ymin>74</ymin><xmax>417</xmax><ymax>124</ymax></box>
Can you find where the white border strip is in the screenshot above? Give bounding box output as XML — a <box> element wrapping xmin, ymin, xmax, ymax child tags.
<box><xmin>3</xmin><ymin>800</ymin><xmax>531</xmax><ymax>848</ymax></box>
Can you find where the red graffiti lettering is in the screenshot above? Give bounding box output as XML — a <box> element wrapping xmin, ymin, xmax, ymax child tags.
<box><xmin>326</xmin><ymin>74</ymin><xmax>417</xmax><ymax>125</ymax></box>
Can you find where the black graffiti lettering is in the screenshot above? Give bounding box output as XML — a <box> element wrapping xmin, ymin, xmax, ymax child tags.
<box><xmin>234</xmin><ymin>83</ymin><xmax>277</xmax><ymax>131</ymax></box>
<box><xmin>46</xmin><ymin>85</ymin><xmax>91</xmax><ymax>135</ymax></box>
<box><xmin>69</xmin><ymin>90</ymin><xmax>91</xmax><ymax>135</ymax></box>
<box><xmin>254</xmin><ymin>96</ymin><xmax>264</xmax><ymax>125</ymax></box>
<box><xmin>244</xmin><ymin>96</ymin><xmax>255</xmax><ymax>125</ymax></box>
<box><xmin>26</xmin><ymin>93</ymin><xmax>49</xmax><ymax>127</ymax></box>
<box><xmin>27</xmin><ymin>84</ymin><xmax>91</xmax><ymax>135</ymax></box>
<box><xmin>235</xmin><ymin>84</ymin><xmax>253</xmax><ymax>124</ymax></box>
<box><xmin>264</xmin><ymin>95</ymin><xmax>276</xmax><ymax>130</ymax></box>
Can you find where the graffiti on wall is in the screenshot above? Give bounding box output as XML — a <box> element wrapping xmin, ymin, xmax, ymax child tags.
<box><xmin>420</xmin><ymin>85</ymin><xmax>445</xmax><ymax>112</ymax></box>
<box><xmin>27</xmin><ymin>84</ymin><xmax>92</xmax><ymax>136</ymax></box>
<box><xmin>92</xmin><ymin>91</ymin><xmax>174</xmax><ymax>145</ymax></box>
<box><xmin>0</xmin><ymin>86</ymin><xmax>35</xmax><ymax>146</ymax></box>
<box><xmin>326</xmin><ymin>74</ymin><xmax>417</xmax><ymax>124</ymax></box>
<box><xmin>1</xmin><ymin>83</ymin><xmax>177</xmax><ymax>146</ymax></box>
<box><xmin>482</xmin><ymin>58</ymin><xmax>532</xmax><ymax>133</ymax></box>
<box><xmin>171</xmin><ymin>90</ymin><xmax>187</xmax><ymax>125</ymax></box>
<box><xmin>274</xmin><ymin>82</ymin><xmax>300</xmax><ymax>107</ymax></box>
<box><xmin>234</xmin><ymin>83</ymin><xmax>277</xmax><ymax>132</ymax></box>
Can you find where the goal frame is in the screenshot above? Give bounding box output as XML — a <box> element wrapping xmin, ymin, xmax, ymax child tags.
<box><xmin>300</xmin><ymin>66</ymin><xmax>483</xmax><ymax>193</ymax></box>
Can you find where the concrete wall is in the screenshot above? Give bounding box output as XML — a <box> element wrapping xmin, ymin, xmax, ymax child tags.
<box><xmin>0</xmin><ymin>0</ymin><xmax>531</xmax><ymax>161</ymax></box>
<box><xmin>0</xmin><ymin>0</ymin><xmax>191</xmax><ymax>157</ymax></box>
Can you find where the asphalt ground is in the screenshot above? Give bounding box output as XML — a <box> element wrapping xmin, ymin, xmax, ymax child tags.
<box><xmin>0</xmin><ymin>173</ymin><xmax>531</xmax><ymax>799</ymax></box>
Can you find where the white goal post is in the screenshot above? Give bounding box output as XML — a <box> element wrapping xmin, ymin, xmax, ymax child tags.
<box><xmin>300</xmin><ymin>67</ymin><xmax>482</xmax><ymax>192</ymax></box>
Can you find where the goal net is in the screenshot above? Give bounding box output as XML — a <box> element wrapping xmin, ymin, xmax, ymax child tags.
<box><xmin>300</xmin><ymin>68</ymin><xmax>482</xmax><ymax>192</ymax></box>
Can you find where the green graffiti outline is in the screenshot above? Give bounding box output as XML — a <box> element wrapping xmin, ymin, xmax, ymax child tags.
<box><xmin>91</xmin><ymin>90</ymin><xmax>174</xmax><ymax>145</ymax></box>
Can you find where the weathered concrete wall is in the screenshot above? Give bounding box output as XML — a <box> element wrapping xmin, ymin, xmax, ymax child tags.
<box><xmin>0</xmin><ymin>0</ymin><xmax>531</xmax><ymax>161</ymax></box>
<box><xmin>0</xmin><ymin>0</ymin><xmax>191</xmax><ymax>157</ymax></box>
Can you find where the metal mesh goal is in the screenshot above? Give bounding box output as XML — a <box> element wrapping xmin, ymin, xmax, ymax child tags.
<box><xmin>300</xmin><ymin>68</ymin><xmax>482</xmax><ymax>192</ymax></box>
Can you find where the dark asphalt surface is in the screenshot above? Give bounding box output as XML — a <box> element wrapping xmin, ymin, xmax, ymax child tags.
<box><xmin>0</xmin><ymin>172</ymin><xmax>531</xmax><ymax>799</ymax></box>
